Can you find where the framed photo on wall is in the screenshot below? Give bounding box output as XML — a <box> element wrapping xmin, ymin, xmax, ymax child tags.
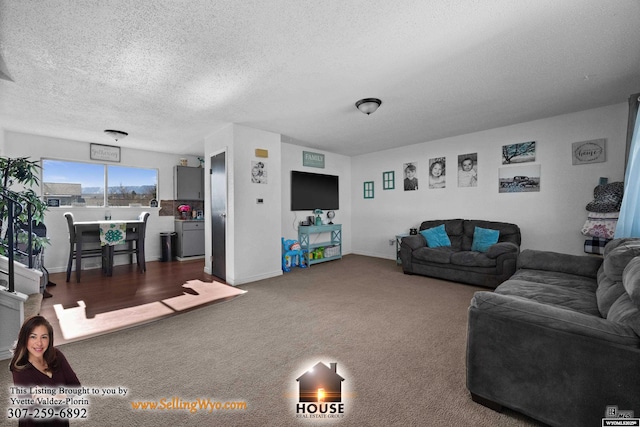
<box><xmin>403</xmin><ymin>162</ymin><xmax>418</xmax><ymax>191</ymax></box>
<box><xmin>458</xmin><ymin>153</ymin><xmax>478</xmax><ymax>187</ymax></box>
<box><xmin>499</xmin><ymin>164</ymin><xmax>541</xmax><ymax>193</ymax></box>
<box><xmin>429</xmin><ymin>157</ymin><xmax>446</xmax><ymax>189</ymax></box>
<box><xmin>502</xmin><ymin>141</ymin><xmax>535</xmax><ymax>164</ymax></box>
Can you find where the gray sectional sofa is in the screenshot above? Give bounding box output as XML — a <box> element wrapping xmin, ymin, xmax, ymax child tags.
<box><xmin>400</xmin><ymin>219</ymin><xmax>521</xmax><ymax>288</ymax></box>
<box><xmin>466</xmin><ymin>238</ymin><xmax>640</xmax><ymax>427</ymax></box>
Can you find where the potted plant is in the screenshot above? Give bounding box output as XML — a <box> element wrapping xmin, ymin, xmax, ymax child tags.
<box><xmin>0</xmin><ymin>156</ymin><xmax>49</xmax><ymax>257</ymax></box>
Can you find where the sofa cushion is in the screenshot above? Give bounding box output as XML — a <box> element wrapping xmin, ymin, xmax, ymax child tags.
<box><xmin>420</xmin><ymin>224</ymin><xmax>451</xmax><ymax>248</ymax></box>
<box><xmin>518</xmin><ymin>249</ymin><xmax>602</xmax><ymax>278</ymax></box>
<box><xmin>623</xmin><ymin>256</ymin><xmax>640</xmax><ymax>308</ymax></box>
<box><xmin>495</xmin><ymin>278</ymin><xmax>600</xmax><ymax>316</ymax></box>
<box><xmin>462</xmin><ymin>220</ymin><xmax>521</xmax><ymax>251</ymax></box>
<box><xmin>450</xmin><ymin>251</ymin><xmax>496</xmax><ymax>267</ymax></box>
<box><xmin>412</xmin><ymin>246</ymin><xmax>453</xmax><ymax>264</ymax></box>
<box><xmin>511</xmin><ymin>269</ymin><xmax>598</xmax><ymax>293</ymax></box>
<box><xmin>471</xmin><ymin>291</ymin><xmax>640</xmax><ymax>346</ymax></box>
<box><xmin>485</xmin><ymin>242</ymin><xmax>519</xmax><ymax>259</ymax></box>
<box><xmin>607</xmin><ymin>293</ymin><xmax>640</xmax><ymax>336</ymax></box>
<box><xmin>603</xmin><ymin>240</ymin><xmax>640</xmax><ymax>281</ymax></box>
<box><xmin>596</xmin><ymin>267</ymin><xmax>627</xmax><ymax>318</ymax></box>
<box><xmin>420</xmin><ymin>219</ymin><xmax>464</xmax><ymax>251</ymax></box>
<box><xmin>471</xmin><ymin>226</ymin><xmax>499</xmax><ymax>252</ymax></box>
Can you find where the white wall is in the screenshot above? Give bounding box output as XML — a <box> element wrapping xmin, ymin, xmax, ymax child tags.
<box><xmin>281</xmin><ymin>143</ymin><xmax>352</xmax><ymax>255</ymax></box>
<box><xmin>2</xmin><ymin>130</ymin><xmax>200</xmax><ymax>272</ymax></box>
<box><xmin>351</xmin><ymin>103</ymin><xmax>627</xmax><ymax>258</ymax></box>
<box><xmin>204</xmin><ymin>124</ymin><xmax>283</xmax><ymax>285</ymax></box>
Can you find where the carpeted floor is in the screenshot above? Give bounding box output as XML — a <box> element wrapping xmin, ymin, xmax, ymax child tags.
<box><xmin>1</xmin><ymin>255</ymin><xmax>545</xmax><ymax>426</ymax></box>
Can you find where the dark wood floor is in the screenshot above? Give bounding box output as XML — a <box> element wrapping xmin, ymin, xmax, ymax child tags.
<box><xmin>41</xmin><ymin>259</ymin><xmax>223</xmax><ymax>343</ymax></box>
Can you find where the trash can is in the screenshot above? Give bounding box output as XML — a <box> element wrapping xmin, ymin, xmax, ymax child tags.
<box><xmin>160</xmin><ymin>232</ymin><xmax>177</xmax><ymax>262</ymax></box>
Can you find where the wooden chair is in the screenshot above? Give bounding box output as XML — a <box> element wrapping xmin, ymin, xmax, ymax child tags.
<box><xmin>64</xmin><ymin>212</ymin><xmax>103</xmax><ymax>282</ymax></box>
<box><xmin>110</xmin><ymin>211</ymin><xmax>150</xmax><ymax>273</ymax></box>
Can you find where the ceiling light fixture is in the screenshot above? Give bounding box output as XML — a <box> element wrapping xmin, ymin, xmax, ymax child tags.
<box><xmin>355</xmin><ymin>98</ymin><xmax>382</xmax><ymax>115</ymax></box>
<box><xmin>104</xmin><ymin>129</ymin><xmax>128</xmax><ymax>141</ymax></box>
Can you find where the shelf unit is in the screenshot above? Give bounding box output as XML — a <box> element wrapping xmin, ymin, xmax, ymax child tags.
<box><xmin>298</xmin><ymin>224</ymin><xmax>342</xmax><ymax>266</ymax></box>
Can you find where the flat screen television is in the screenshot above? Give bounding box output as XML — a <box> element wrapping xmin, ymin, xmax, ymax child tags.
<box><xmin>291</xmin><ymin>170</ymin><xmax>339</xmax><ymax>211</ymax></box>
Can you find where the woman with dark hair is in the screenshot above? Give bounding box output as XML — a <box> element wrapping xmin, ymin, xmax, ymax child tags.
<box><xmin>10</xmin><ymin>316</ymin><xmax>81</xmax><ymax>426</ymax></box>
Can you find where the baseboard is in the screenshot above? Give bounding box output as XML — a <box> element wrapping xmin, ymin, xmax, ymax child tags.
<box><xmin>350</xmin><ymin>250</ymin><xmax>395</xmax><ymax>261</ymax></box>
<box><xmin>227</xmin><ymin>270</ymin><xmax>283</xmax><ymax>286</ymax></box>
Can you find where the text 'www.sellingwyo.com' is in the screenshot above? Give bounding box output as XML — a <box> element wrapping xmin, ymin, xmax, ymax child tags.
<box><xmin>130</xmin><ymin>397</ymin><xmax>247</xmax><ymax>414</ymax></box>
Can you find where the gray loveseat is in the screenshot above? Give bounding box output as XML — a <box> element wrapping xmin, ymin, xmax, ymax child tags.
<box><xmin>400</xmin><ymin>219</ymin><xmax>521</xmax><ymax>288</ymax></box>
<box><xmin>467</xmin><ymin>239</ymin><xmax>640</xmax><ymax>427</ymax></box>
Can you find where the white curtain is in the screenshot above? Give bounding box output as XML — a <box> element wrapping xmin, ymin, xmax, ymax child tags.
<box><xmin>615</xmin><ymin>106</ymin><xmax>640</xmax><ymax>237</ymax></box>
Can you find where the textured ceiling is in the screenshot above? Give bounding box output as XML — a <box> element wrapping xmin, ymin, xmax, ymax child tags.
<box><xmin>0</xmin><ymin>0</ymin><xmax>639</xmax><ymax>157</ymax></box>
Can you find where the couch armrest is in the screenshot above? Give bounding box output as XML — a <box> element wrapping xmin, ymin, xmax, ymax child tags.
<box><xmin>471</xmin><ymin>291</ymin><xmax>639</xmax><ymax>346</ymax></box>
<box><xmin>485</xmin><ymin>242</ymin><xmax>519</xmax><ymax>259</ymax></box>
<box><xmin>400</xmin><ymin>234</ymin><xmax>426</xmax><ymax>251</ymax></box>
<box><xmin>517</xmin><ymin>249</ymin><xmax>603</xmax><ymax>279</ymax></box>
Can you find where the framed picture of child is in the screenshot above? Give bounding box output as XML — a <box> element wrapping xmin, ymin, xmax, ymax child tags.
<box><xmin>251</xmin><ymin>161</ymin><xmax>267</xmax><ymax>183</ymax></box>
<box><xmin>458</xmin><ymin>153</ymin><xmax>478</xmax><ymax>187</ymax></box>
<box><xmin>403</xmin><ymin>162</ymin><xmax>418</xmax><ymax>191</ymax></box>
<box><xmin>429</xmin><ymin>157</ymin><xmax>446</xmax><ymax>189</ymax></box>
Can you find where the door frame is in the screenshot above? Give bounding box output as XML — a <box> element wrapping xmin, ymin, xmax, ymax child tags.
<box><xmin>209</xmin><ymin>148</ymin><xmax>227</xmax><ymax>281</ymax></box>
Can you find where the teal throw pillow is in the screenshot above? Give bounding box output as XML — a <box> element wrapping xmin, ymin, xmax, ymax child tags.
<box><xmin>471</xmin><ymin>227</ymin><xmax>500</xmax><ymax>253</ymax></box>
<box><xmin>420</xmin><ymin>224</ymin><xmax>451</xmax><ymax>248</ymax></box>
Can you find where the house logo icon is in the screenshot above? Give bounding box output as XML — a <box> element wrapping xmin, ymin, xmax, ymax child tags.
<box><xmin>294</xmin><ymin>361</ymin><xmax>346</xmax><ymax>419</ymax></box>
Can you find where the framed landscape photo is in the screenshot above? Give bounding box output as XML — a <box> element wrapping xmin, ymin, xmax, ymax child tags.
<box><xmin>502</xmin><ymin>141</ymin><xmax>535</xmax><ymax>164</ymax></box>
<box><xmin>572</xmin><ymin>138</ymin><xmax>606</xmax><ymax>165</ymax></box>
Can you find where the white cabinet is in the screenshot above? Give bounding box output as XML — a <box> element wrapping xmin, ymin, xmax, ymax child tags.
<box><xmin>174</xmin><ymin>166</ymin><xmax>204</xmax><ymax>200</ymax></box>
<box><xmin>175</xmin><ymin>220</ymin><xmax>205</xmax><ymax>257</ymax></box>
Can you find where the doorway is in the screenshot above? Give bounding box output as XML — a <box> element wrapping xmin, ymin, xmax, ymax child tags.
<box><xmin>210</xmin><ymin>151</ymin><xmax>226</xmax><ymax>280</ymax></box>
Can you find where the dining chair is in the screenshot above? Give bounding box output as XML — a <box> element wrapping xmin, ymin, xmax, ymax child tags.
<box><xmin>64</xmin><ymin>212</ymin><xmax>103</xmax><ymax>282</ymax></box>
<box><xmin>111</xmin><ymin>211</ymin><xmax>150</xmax><ymax>273</ymax></box>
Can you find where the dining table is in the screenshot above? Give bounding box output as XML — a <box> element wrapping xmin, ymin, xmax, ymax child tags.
<box><xmin>73</xmin><ymin>219</ymin><xmax>146</xmax><ymax>282</ymax></box>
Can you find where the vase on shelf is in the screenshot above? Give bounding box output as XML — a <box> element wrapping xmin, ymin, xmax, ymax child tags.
<box><xmin>181</xmin><ymin>212</ymin><xmax>188</xmax><ymax>219</ymax></box>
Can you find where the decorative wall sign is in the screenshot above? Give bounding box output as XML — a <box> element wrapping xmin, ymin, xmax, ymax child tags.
<box><xmin>303</xmin><ymin>151</ymin><xmax>325</xmax><ymax>168</ymax></box>
<box><xmin>363</xmin><ymin>181</ymin><xmax>374</xmax><ymax>199</ymax></box>
<box><xmin>90</xmin><ymin>143</ymin><xmax>121</xmax><ymax>162</ymax></box>
<box><xmin>383</xmin><ymin>171</ymin><xmax>395</xmax><ymax>190</ymax></box>
<box><xmin>572</xmin><ymin>138</ymin><xmax>606</xmax><ymax>165</ymax></box>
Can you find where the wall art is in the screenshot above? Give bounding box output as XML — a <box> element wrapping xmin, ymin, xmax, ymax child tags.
<box><xmin>458</xmin><ymin>153</ymin><xmax>478</xmax><ymax>187</ymax></box>
<box><xmin>363</xmin><ymin>181</ymin><xmax>374</xmax><ymax>199</ymax></box>
<box><xmin>429</xmin><ymin>157</ymin><xmax>446</xmax><ymax>189</ymax></box>
<box><xmin>499</xmin><ymin>164</ymin><xmax>540</xmax><ymax>193</ymax></box>
<box><xmin>251</xmin><ymin>161</ymin><xmax>267</xmax><ymax>183</ymax></box>
<box><xmin>502</xmin><ymin>141</ymin><xmax>535</xmax><ymax>164</ymax></box>
<box><xmin>383</xmin><ymin>171</ymin><xmax>395</xmax><ymax>190</ymax></box>
<box><xmin>572</xmin><ymin>138</ymin><xmax>606</xmax><ymax>165</ymax></box>
<box><xmin>403</xmin><ymin>162</ymin><xmax>418</xmax><ymax>191</ymax></box>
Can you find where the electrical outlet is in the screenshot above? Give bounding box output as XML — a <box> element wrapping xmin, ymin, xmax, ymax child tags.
<box><xmin>389</xmin><ymin>239</ymin><xmax>395</xmax><ymax>246</ymax></box>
